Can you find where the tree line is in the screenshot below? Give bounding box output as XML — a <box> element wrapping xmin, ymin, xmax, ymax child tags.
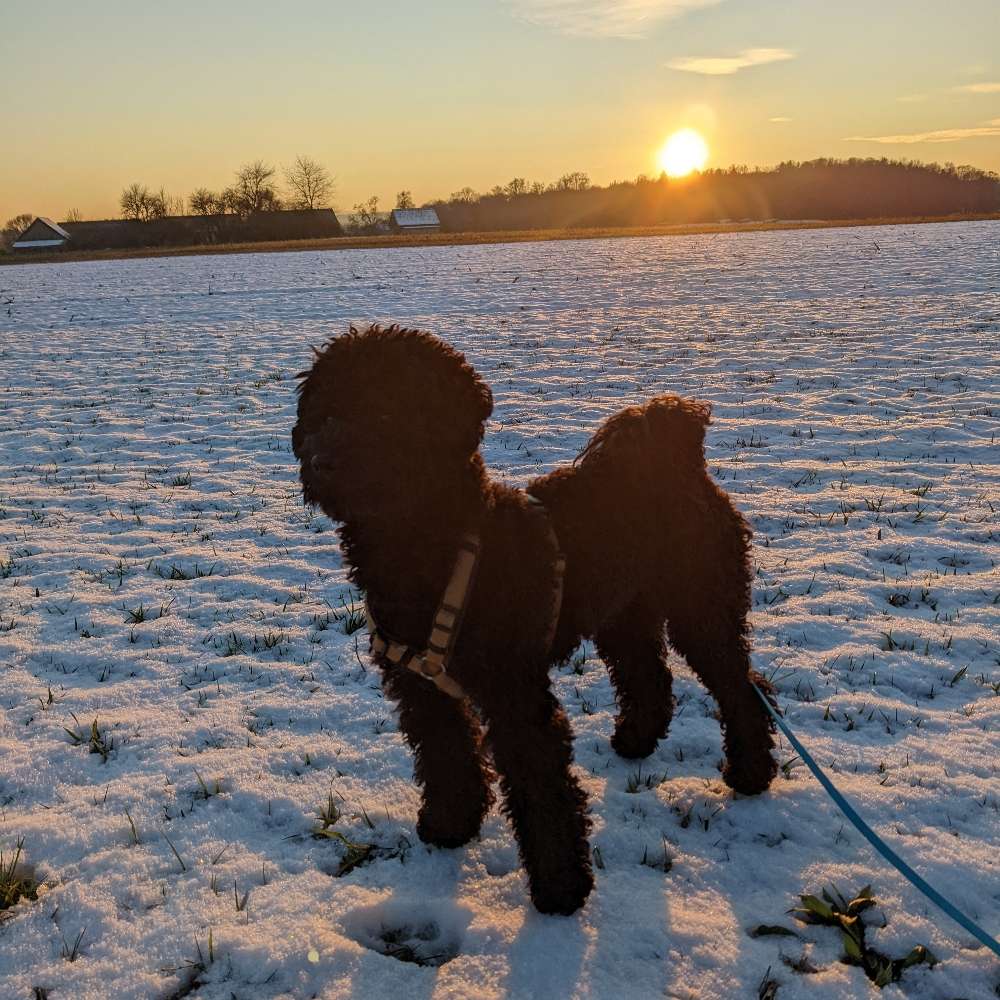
<box><xmin>117</xmin><ymin>156</ymin><xmax>335</xmax><ymax>222</ymax></box>
<box><xmin>3</xmin><ymin>157</ymin><xmax>998</xmax><ymax>250</ymax></box>
<box><xmin>427</xmin><ymin>159</ymin><xmax>999</xmax><ymax>232</ymax></box>
<box><xmin>344</xmin><ymin>174</ymin><xmax>592</xmax><ymax>234</ymax></box>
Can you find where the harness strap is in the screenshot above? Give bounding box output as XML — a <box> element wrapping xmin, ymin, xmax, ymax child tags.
<box><xmin>365</xmin><ymin>531</ymin><xmax>480</xmax><ymax>700</ymax></box>
<box><xmin>527</xmin><ymin>494</ymin><xmax>566</xmax><ymax>655</ymax></box>
<box><xmin>366</xmin><ymin>500</ymin><xmax>565</xmax><ymax>700</ymax></box>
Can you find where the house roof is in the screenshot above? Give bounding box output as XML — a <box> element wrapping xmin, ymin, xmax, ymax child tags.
<box><xmin>391</xmin><ymin>208</ymin><xmax>440</xmax><ymax>227</ymax></box>
<box><xmin>12</xmin><ymin>217</ymin><xmax>71</xmax><ymax>245</ymax></box>
<box><xmin>40</xmin><ymin>218</ymin><xmax>72</xmax><ymax>239</ymax></box>
<box><xmin>11</xmin><ymin>209</ymin><xmax>345</xmax><ymax>251</ymax></box>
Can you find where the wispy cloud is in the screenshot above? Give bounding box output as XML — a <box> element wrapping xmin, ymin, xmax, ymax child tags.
<box><xmin>954</xmin><ymin>81</ymin><xmax>1000</xmax><ymax>94</ymax></box>
<box><xmin>666</xmin><ymin>47</ymin><xmax>795</xmax><ymax>75</ymax></box>
<box><xmin>506</xmin><ymin>0</ymin><xmax>722</xmax><ymax>40</ymax></box>
<box><xmin>844</xmin><ymin>119</ymin><xmax>1000</xmax><ymax>144</ymax></box>
<box><xmin>769</xmin><ymin>116</ymin><xmax>792</xmax><ymax>123</ymax></box>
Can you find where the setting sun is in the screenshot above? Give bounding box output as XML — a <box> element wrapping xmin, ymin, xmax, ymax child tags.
<box><xmin>658</xmin><ymin>129</ymin><xmax>710</xmax><ymax>178</ymax></box>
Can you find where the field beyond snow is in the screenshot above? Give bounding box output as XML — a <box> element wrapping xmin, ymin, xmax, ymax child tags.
<box><xmin>0</xmin><ymin>222</ymin><xmax>997</xmax><ymax>1000</ymax></box>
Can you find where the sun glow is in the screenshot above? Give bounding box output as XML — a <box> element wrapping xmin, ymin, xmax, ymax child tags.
<box><xmin>657</xmin><ymin>129</ymin><xmax>709</xmax><ymax>177</ymax></box>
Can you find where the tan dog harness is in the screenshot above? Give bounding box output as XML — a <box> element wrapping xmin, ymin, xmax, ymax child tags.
<box><xmin>365</xmin><ymin>497</ymin><xmax>565</xmax><ymax>700</ymax></box>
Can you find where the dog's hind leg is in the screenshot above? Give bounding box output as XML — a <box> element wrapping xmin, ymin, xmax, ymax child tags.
<box><xmin>595</xmin><ymin>604</ymin><xmax>674</xmax><ymax>759</ymax></box>
<box><xmin>661</xmin><ymin>510</ymin><xmax>778</xmax><ymax>795</ymax></box>
<box><xmin>479</xmin><ymin>679</ymin><xmax>593</xmax><ymax>915</ymax></box>
<box><xmin>667</xmin><ymin>578</ymin><xmax>777</xmax><ymax>795</ymax></box>
<box><xmin>665</xmin><ymin>611</ymin><xmax>777</xmax><ymax>795</ymax></box>
<box><xmin>381</xmin><ymin>666</ymin><xmax>494</xmax><ymax>848</ymax></box>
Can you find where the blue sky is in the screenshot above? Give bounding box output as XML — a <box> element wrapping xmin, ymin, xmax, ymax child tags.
<box><xmin>3</xmin><ymin>0</ymin><xmax>998</xmax><ymax>221</ymax></box>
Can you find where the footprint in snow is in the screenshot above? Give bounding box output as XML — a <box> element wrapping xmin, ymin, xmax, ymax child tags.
<box><xmin>342</xmin><ymin>898</ymin><xmax>470</xmax><ymax>967</ymax></box>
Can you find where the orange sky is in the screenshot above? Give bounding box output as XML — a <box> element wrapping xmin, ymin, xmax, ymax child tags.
<box><xmin>3</xmin><ymin>0</ymin><xmax>998</xmax><ymax>223</ymax></box>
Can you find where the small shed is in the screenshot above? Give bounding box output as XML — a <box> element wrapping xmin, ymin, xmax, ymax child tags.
<box><xmin>12</xmin><ymin>217</ymin><xmax>71</xmax><ymax>251</ymax></box>
<box><xmin>389</xmin><ymin>208</ymin><xmax>440</xmax><ymax>234</ymax></box>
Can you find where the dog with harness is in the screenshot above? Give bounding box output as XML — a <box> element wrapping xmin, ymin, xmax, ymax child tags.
<box><xmin>293</xmin><ymin>324</ymin><xmax>777</xmax><ymax>915</ymax></box>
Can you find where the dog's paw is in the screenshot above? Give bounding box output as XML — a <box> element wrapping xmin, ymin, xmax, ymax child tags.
<box><xmin>416</xmin><ymin>809</ymin><xmax>483</xmax><ymax>849</ymax></box>
<box><xmin>529</xmin><ymin>866</ymin><xmax>594</xmax><ymax>916</ymax></box>
<box><xmin>723</xmin><ymin>752</ymin><xmax>777</xmax><ymax>796</ymax></box>
<box><xmin>611</xmin><ymin>725</ymin><xmax>660</xmax><ymax>760</ymax></box>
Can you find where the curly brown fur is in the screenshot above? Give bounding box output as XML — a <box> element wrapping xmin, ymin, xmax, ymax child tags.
<box><xmin>293</xmin><ymin>324</ymin><xmax>776</xmax><ymax>915</ymax></box>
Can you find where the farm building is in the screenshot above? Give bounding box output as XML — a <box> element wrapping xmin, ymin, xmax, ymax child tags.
<box><xmin>11</xmin><ymin>217</ymin><xmax>71</xmax><ymax>250</ymax></box>
<box><xmin>10</xmin><ymin>209</ymin><xmax>344</xmax><ymax>252</ymax></box>
<box><xmin>389</xmin><ymin>208</ymin><xmax>441</xmax><ymax>233</ymax></box>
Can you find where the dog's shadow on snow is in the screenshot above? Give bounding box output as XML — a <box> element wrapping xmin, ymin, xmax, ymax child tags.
<box><xmin>505</xmin><ymin>910</ymin><xmax>589</xmax><ymax>998</ymax></box>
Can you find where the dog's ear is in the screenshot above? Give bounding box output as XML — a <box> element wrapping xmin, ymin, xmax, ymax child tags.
<box><xmin>405</xmin><ymin>332</ymin><xmax>493</xmax><ymax>459</ymax></box>
<box><xmin>458</xmin><ymin>374</ymin><xmax>493</xmax><ymax>455</ymax></box>
<box><xmin>431</xmin><ymin>360</ymin><xmax>492</xmax><ymax>460</ymax></box>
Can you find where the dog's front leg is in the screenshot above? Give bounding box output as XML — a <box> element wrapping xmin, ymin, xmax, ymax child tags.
<box><xmin>478</xmin><ymin>677</ymin><xmax>593</xmax><ymax>915</ymax></box>
<box><xmin>381</xmin><ymin>665</ymin><xmax>494</xmax><ymax>847</ymax></box>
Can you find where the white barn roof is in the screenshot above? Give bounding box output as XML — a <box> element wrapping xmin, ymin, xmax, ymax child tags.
<box><xmin>390</xmin><ymin>208</ymin><xmax>440</xmax><ymax>228</ymax></box>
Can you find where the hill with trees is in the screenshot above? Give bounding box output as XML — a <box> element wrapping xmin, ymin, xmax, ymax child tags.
<box><xmin>429</xmin><ymin>159</ymin><xmax>1000</xmax><ymax>232</ymax></box>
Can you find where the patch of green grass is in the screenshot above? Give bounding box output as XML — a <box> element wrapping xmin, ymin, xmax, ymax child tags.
<box><xmin>320</xmin><ymin>829</ymin><xmax>375</xmax><ymax>877</ymax></box>
<box><xmin>220</xmin><ymin>631</ymin><xmax>247</xmax><ymax>657</ymax></box>
<box><xmin>194</xmin><ymin>771</ymin><xmax>223</xmax><ymax>801</ymax></box>
<box><xmin>161</xmin><ymin>930</ymin><xmax>216</xmax><ymax>998</ymax></box>
<box><xmin>791</xmin><ymin>884</ymin><xmax>937</xmax><ymax>988</ymax></box>
<box><xmin>64</xmin><ymin>716</ymin><xmax>114</xmax><ymax>762</ymax></box>
<box><xmin>339</xmin><ymin>608</ymin><xmax>366</xmax><ymax>635</ymax></box>
<box><xmin>312</xmin><ymin>790</ymin><xmax>375</xmax><ymax>876</ymax></box>
<box><xmin>625</xmin><ymin>765</ymin><xmax>665</xmax><ymax>793</ymax></box>
<box><xmin>125</xmin><ymin>603</ymin><xmax>150</xmax><ymax>624</ymax></box>
<box><xmin>314</xmin><ymin>790</ymin><xmax>342</xmax><ymax>833</ymax></box>
<box><xmin>640</xmin><ymin>835</ymin><xmax>674</xmax><ymax>873</ymax></box>
<box><xmin>0</xmin><ymin>838</ymin><xmax>39</xmax><ymax>912</ymax></box>
<box><xmin>252</xmin><ymin>630</ymin><xmax>286</xmax><ymax>652</ymax></box>
<box><xmin>60</xmin><ymin>926</ymin><xmax>86</xmax><ymax>962</ymax></box>
<box><xmin>154</xmin><ymin>562</ymin><xmax>217</xmax><ymax>581</ymax></box>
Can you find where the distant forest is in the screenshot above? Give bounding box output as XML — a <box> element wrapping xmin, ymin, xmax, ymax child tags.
<box><xmin>431</xmin><ymin>159</ymin><xmax>1000</xmax><ymax>232</ymax></box>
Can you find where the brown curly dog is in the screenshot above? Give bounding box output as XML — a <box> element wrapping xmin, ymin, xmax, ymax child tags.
<box><xmin>292</xmin><ymin>324</ymin><xmax>776</xmax><ymax>915</ymax></box>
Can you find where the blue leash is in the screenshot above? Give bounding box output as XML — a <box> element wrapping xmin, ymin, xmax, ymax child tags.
<box><xmin>751</xmin><ymin>683</ymin><xmax>1000</xmax><ymax>960</ymax></box>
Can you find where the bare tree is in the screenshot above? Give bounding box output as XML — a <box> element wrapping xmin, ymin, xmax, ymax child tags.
<box><xmin>120</xmin><ymin>183</ymin><xmax>147</xmax><ymax>221</ymax></box>
<box><xmin>64</xmin><ymin>208</ymin><xmax>83</xmax><ymax>222</ymax></box>
<box><xmin>163</xmin><ymin>190</ymin><xmax>186</xmax><ymax>216</ymax></box>
<box><xmin>284</xmin><ymin>155</ymin><xmax>334</xmax><ymax>210</ymax></box>
<box><xmin>552</xmin><ymin>171</ymin><xmax>591</xmax><ymax>192</ymax></box>
<box><xmin>220</xmin><ymin>187</ymin><xmax>241</xmax><ymax>214</ymax></box>
<box><xmin>395</xmin><ymin>190</ymin><xmax>415</xmax><ymax>210</ymax></box>
<box><xmin>448</xmin><ymin>186</ymin><xmax>479</xmax><ymax>204</ymax></box>
<box><xmin>233</xmin><ymin>160</ymin><xmax>280</xmax><ymax>214</ymax></box>
<box><xmin>189</xmin><ymin>188</ymin><xmax>222</xmax><ymax>216</ymax></box>
<box><xmin>504</xmin><ymin>178</ymin><xmax>528</xmax><ymax>197</ymax></box>
<box><xmin>1</xmin><ymin>213</ymin><xmax>34</xmax><ymax>250</ymax></box>
<box><xmin>349</xmin><ymin>195</ymin><xmax>380</xmax><ymax>233</ymax></box>
<box><xmin>120</xmin><ymin>183</ymin><xmax>168</xmax><ymax>222</ymax></box>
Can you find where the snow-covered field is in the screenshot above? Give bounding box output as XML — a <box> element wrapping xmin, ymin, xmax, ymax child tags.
<box><xmin>0</xmin><ymin>222</ymin><xmax>997</xmax><ymax>1000</ymax></box>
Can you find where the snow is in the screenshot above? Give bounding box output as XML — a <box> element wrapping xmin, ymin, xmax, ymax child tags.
<box><xmin>0</xmin><ymin>221</ymin><xmax>997</xmax><ymax>999</ymax></box>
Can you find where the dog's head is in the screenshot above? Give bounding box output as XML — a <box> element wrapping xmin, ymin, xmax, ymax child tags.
<box><xmin>292</xmin><ymin>325</ymin><xmax>493</xmax><ymax>521</ymax></box>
